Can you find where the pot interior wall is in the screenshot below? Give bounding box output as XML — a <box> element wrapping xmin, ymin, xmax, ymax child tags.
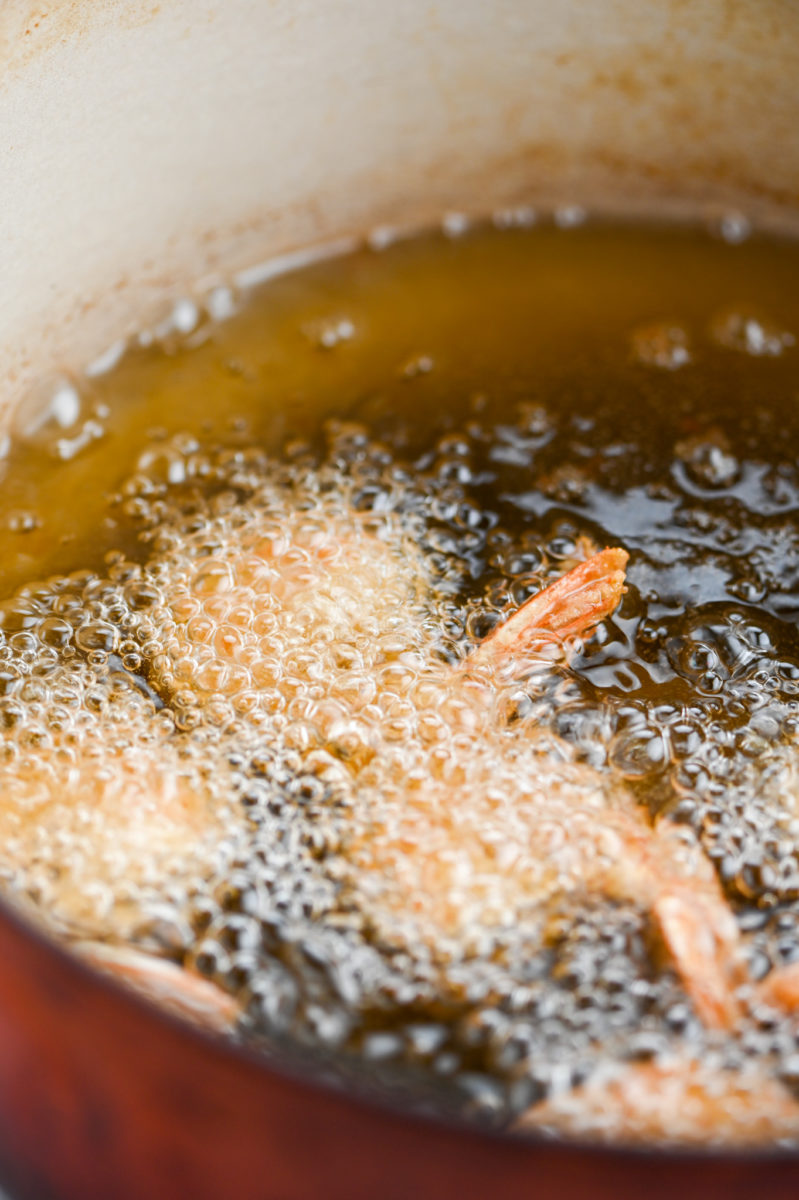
<box><xmin>1</xmin><ymin>0</ymin><xmax>799</xmax><ymax>418</ymax></box>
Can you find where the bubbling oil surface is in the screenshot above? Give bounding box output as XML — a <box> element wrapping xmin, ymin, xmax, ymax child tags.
<box><xmin>3</xmin><ymin>218</ymin><xmax>799</xmax><ymax>1135</ymax></box>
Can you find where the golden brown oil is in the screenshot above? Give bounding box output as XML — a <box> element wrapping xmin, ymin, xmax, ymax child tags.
<box><xmin>4</xmin><ymin>219</ymin><xmax>799</xmax><ymax>594</ymax></box>
<box><xmin>2</xmin><ymin>217</ymin><xmax>799</xmax><ymax>1139</ymax></box>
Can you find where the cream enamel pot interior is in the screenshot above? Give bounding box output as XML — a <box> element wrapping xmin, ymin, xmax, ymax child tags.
<box><xmin>1</xmin><ymin>2</ymin><xmax>799</xmax><ymax>1198</ymax></box>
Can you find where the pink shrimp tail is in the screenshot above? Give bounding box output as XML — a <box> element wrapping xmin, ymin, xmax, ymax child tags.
<box><xmin>466</xmin><ymin>547</ymin><xmax>629</xmax><ymax>673</ymax></box>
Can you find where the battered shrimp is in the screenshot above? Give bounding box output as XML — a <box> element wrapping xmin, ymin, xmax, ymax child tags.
<box><xmin>0</xmin><ymin>682</ymin><xmax>245</xmax><ymax>1031</ymax></box>
<box><xmin>148</xmin><ymin>493</ymin><xmax>433</xmax><ymax>716</ymax></box>
<box><xmin>515</xmin><ymin>1057</ymin><xmax>799</xmax><ymax>1147</ymax></box>
<box><xmin>349</xmin><ymin>550</ymin><xmax>745</xmax><ymax>1029</ymax></box>
<box><xmin>0</xmin><ymin>723</ymin><xmax>235</xmax><ymax>938</ymax></box>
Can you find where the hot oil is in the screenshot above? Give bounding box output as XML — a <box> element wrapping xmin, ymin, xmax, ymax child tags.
<box><xmin>2</xmin><ymin>217</ymin><xmax>799</xmax><ymax>1133</ymax></box>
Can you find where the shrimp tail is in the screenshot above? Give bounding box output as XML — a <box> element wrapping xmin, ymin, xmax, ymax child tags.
<box><xmin>75</xmin><ymin>941</ymin><xmax>240</xmax><ymax>1035</ymax></box>
<box><xmin>466</xmin><ymin>547</ymin><xmax>628</xmax><ymax>674</ymax></box>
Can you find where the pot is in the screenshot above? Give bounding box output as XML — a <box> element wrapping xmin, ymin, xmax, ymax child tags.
<box><xmin>1</xmin><ymin>2</ymin><xmax>798</xmax><ymax>1197</ymax></box>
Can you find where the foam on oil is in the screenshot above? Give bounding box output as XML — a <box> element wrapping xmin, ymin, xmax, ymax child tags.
<box><xmin>1</xmin><ymin>217</ymin><xmax>799</xmax><ymax>1132</ymax></box>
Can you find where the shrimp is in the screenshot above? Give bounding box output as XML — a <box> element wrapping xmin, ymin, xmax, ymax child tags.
<box><xmin>514</xmin><ymin>1057</ymin><xmax>799</xmax><ymax>1147</ymax></box>
<box><xmin>0</xmin><ymin>685</ymin><xmax>242</xmax><ymax>941</ymax></box>
<box><xmin>148</xmin><ymin>494</ymin><xmax>433</xmax><ymax>715</ymax></box>
<box><xmin>348</xmin><ymin>548</ymin><xmax>744</xmax><ymax>1028</ymax></box>
<box><xmin>0</xmin><ymin>699</ymin><xmax>246</xmax><ymax>1034</ymax></box>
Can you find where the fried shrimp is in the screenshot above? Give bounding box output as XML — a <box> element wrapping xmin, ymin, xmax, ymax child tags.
<box><xmin>515</xmin><ymin>1057</ymin><xmax>799</xmax><ymax>1147</ymax></box>
<box><xmin>147</xmin><ymin>489</ymin><xmax>434</xmax><ymax>719</ymax></box>
<box><xmin>0</xmin><ymin>721</ymin><xmax>233</xmax><ymax>935</ymax></box>
<box><xmin>347</xmin><ymin>549</ymin><xmax>745</xmax><ymax>1029</ymax></box>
